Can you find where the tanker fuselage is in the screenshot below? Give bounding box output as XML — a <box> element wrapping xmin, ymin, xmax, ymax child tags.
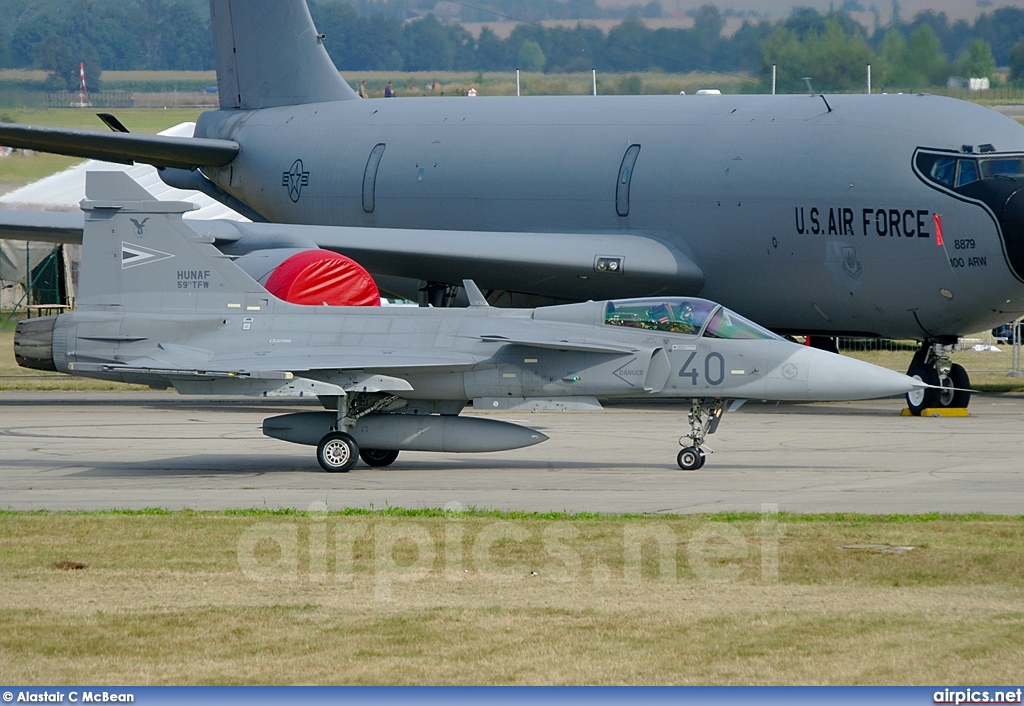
<box><xmin>196</xmin><ymin>93</ymin><xmax>1024</xmax><ymax>340</ymax></box>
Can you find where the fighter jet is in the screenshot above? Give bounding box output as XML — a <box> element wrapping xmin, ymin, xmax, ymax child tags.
<box><xmin>14</xmin><ymin>173</ymin><xmax>926</xmax><ymax>471</ymax></box>
<box><xmin>2</xmin><ymin>0</ymin><xmax>1017</xmax><ymax>416</ymax></box>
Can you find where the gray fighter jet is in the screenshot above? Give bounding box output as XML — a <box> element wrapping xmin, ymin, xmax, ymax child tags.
<box><xmin>1</xmin><ymin>0</ymin><xmax>1021</xmax><ymax>416</ymax></box>
<box><xmin>15</xmin><ymin>173</ymin><xmax>926</xmax><ymax>471</ymax></box>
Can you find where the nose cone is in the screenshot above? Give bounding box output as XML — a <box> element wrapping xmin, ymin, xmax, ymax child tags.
<box><xmin>767</xmin><ymin>347</ymin><xmax>923</xmax><ymax>401</ymax></box>
<box><xmin>803</xmin><ymin>348</ymin><xmax>923</xmax><ymax>401</ymax></box>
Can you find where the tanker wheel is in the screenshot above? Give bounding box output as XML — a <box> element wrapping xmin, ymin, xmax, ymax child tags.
<box><xmin>906</xmin><ymin>363</ymin><xmax>939</xmax><ymax>416</ymax></box>
<box><xmin>360</xmin><ymin>448</ymin><xmax>400</xmax><ymax>467</ymax></box>
<box><xmin>948</xmin><ymin>363</ymin><xmax>972</xmax><ymax>409</ymax></box>
<box><xmin>317</xmin><ymin>432</ymin><xmax>359</xmax><ymax>473</ymax></box>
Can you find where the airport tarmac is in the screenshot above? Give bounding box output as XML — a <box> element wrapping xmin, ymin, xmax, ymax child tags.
<box><xmin>0</xmin><ymin>390</ymin><xmax>1022</xmax><ymax>514</ymax></box>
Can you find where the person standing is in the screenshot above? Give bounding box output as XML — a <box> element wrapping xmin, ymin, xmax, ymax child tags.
<box><xmin>358</xmin><ymin>81</ymin><xmax>368</xmax><ymax>99</ymax></box>
<box><xmin>384</xmin><ymin>81</ymin><xmax>394</xmax><ymax>98</ymax></box>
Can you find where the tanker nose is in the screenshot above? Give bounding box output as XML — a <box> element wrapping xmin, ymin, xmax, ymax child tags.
<box><xmin>997</xmin><ymin>186</ymin><xmax>1024</xmax><ymax>281</ymax></box>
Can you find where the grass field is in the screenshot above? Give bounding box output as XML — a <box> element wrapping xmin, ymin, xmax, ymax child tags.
<box><xmin>0</xmin><ymin>510</ymin><xmax>1022</xmax><ymax>684</ymax></box>
<box><xmin>0</xmin><ymin>152</ymin><xmax>83</xmax><ymax>186</ymax></box>
<box><xmin>592</xmin><ymin>0</ymin><xmax>1024</xmax><ymax>24</ymax></box>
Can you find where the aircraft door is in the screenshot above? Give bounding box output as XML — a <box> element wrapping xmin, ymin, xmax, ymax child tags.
<box><xmin>616</xmin><ymin>144</ymin><xmax>640</xmax><ymax>217</ymax></box>
<box><xmin>362</xmin><ymin>143</ymin><xmax>386</xmax><ymax>214</ymax></box>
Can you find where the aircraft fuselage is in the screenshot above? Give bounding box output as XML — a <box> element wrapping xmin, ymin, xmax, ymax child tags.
<box><xmin>195</xmin><ymin>92</ymin><xmax>1024</xmax><ymax>340</ymax></box>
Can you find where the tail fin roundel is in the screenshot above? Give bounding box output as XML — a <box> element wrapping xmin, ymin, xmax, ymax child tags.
<box><xmin>210</xmin><ymin>0</ymin><xmax>358</xmax><ymax>109</ymax></box>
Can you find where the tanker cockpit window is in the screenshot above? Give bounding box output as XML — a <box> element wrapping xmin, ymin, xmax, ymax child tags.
<box><xmin>920</xmin><ymin>153</ymin><xmax>981</xmax><ymax>188</ymax></box>
<box><xmin>605</xmin><ymin>299</ymin><xmax>716</xmax><ymax>334</ymax></box>
<box><xmin>956</xmin><ymin>158</ymin><xmax>980</xmax><ymax>187</ymax></box>
<box><xmin>702</xmin><ymin>308</ymin><xmax>783</xmax><ymax>340</ymax></box>
<box><xmin>919</xmin><ymin>151</ymin><xmax>1022</xmax><ymax>189</ymax></box>
<box><xmin>929</xmin><ymin>157</ymin><xmax>956</xmax><ymax>187</ymax></box>
<box><xmin>980</xmin><ymin>158</ymin><xmax>1024</xmax><ymax>179</ymax></box>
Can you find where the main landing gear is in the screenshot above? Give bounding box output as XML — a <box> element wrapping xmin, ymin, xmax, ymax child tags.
<box><xmin>677</xmin><ymin>398</ymin><xmax>724</xmax><ymax>470</ymax></box>
<box><xmin>359</xmin><ymin>448</ymin><xmax>400</xmax><ymax>467</ymax></box>
<box><xmin>905</xmin><ymin>341</ymin><xmax>971</xmax><ymax>416</ymax></box>
<box><xmin>317</xmin><ymin>431</ymin><xmax>359</xmax><ymax>472</ymax></box>
<box><xmin>315</xmin><ymin>393</ymin><xmax>401</xmax><ymax>472</ymax></box>
<box><xmin>315</xmin><ymin>436</ymin><xmax>401</xmax><ymax>472</ymax></box>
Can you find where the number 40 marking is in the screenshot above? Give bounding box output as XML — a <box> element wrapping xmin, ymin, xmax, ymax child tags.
<box><xmin>678</xmin><ymin>351</ymin><xmax>725</xmax><ymax>386</ymax></box>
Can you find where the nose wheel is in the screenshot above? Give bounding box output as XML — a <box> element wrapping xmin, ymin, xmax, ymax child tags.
<box><xmin>906</xmin><ymin>363</ymin><xmax>940</xmax><ymax>415</ymax></box>
<box><xmin>905</xmin><ymin>343</ymin><xmax>971</xmax><ymax>415</ymax></box>
<box><xmin>677</xmin><ymin>446</ymin><xmax>706</xmax><ymax>470</ymax></box>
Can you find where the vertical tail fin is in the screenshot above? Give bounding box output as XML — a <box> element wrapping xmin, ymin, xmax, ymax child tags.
<box><xmin>78</xmin><ymin>171</ymin><xmax>264</xmax><ymax>310</ymax></box>
<box><xmin>210</xmin><ymin>0</ymin><xmax>358</xmax><ymax>109</ymax></box>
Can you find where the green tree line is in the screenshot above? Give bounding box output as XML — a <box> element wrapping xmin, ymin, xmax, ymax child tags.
<box><xmin>2</xmin><ymin>0</ymin><xmax>1024</xmax><ymax>92</ymax></box>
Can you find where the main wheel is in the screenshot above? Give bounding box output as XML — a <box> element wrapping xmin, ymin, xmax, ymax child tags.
<box><xmin>906</xmin><ymin>363</ymin><xmax>940</xmax><ymax>416</ymax></box>
<box><xmin>360</xmin><ymin>448</ymin><xmax>399</xmax><ymax>467</ymax></box>
<box><xmin>317</xmin><ymin>432</ymin><xmax>359</xmax><ymax>473</ymax></box>
<box><xmin>947</xmin><ymin>363</ymin><xmax>971</xmax><ymax>409</ymax></box>
<box><xmin>677</xmin><ymin>446</ymin><xmax>705</xmax><ymax>471</ymax></box>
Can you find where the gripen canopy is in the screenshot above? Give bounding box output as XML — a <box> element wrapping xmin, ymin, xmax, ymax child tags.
<box><xmin>604</xmin><ymin>298</ymin><xmax>783</xmax><ymax>340</ymax></box>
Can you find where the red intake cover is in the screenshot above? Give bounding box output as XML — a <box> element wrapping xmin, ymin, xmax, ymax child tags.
<box><xmin>264</xmin><ymin>249</ymin><xmax>380</xmax><ymax>306</ymax></box>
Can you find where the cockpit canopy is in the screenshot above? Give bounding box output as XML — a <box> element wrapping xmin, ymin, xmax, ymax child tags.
<box><xmin>604</xmin><ymin>298</ymin><xmax>783</xmax><ymax>340</ymax></box>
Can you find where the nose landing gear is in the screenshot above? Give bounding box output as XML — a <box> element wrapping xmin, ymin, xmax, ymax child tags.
<box><xmin>677</xmin><ymin>398</ymin><xmax>724</xmax><ymax>470</ymax></box>
<box><xmin>906</xmin><ymin>342</ymin><xmax>971</xmax><ymax>416</ymax></box>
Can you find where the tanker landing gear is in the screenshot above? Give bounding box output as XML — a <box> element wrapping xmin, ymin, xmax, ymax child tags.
<box><xmin>677</xmin><ymin>398</ymin><xmax>724</xmax><ymax>470</ymax></box>
<box><xmin>905</xmin><ymin>341</ymin><xmax>971</xmax><ymax>416</ymax></box>
<box><xmin>419</xmin><ymin>281</ymin><xmax>461</xmax><ymax>307</ymax></box>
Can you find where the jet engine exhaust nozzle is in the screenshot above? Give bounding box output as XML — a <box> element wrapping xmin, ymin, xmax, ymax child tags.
<box><xmin>14</xmin><ymin>316</ymin><xmax>57</xmax><ymax>372</ymax></box>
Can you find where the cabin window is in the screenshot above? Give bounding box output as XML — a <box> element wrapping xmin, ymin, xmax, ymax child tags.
<box><xmin>362</xmin><ymin>143</ymin><xmax>386</xmax><ymax>214</ymax></box>
<box><xmin>616</xmin><ymin>144</ymin><xmax>640</xmax><ymax>217</ymax></box>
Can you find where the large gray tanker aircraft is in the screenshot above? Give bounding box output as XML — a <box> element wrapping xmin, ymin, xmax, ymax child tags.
<box><xmin>14</xmin><ymin>173</ymin><xmax>925</xmax><ymax>471</ymax></box>
<box><xmin>3</xmin><ymin>0</ymin><xmax>1024</xmax><ymax>415</ymax></box>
